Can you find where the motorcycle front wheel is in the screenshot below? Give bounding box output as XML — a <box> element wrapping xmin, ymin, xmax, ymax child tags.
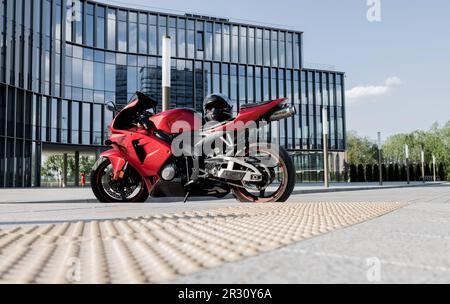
<box><xmin>91</xmin><ymin>159</ymin><xmax>149</xmax><ymax>203</ymax></box>
<box><xmin>232</xmin><ymin>145</ymin><xmax>296</xmax><ymax>203</ymax></box>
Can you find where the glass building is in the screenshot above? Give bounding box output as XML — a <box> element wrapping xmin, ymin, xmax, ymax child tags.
<box><xmin>0</xmin><ymin>0</ymin><xmax>346</xmax><ymax>188</ymax></box>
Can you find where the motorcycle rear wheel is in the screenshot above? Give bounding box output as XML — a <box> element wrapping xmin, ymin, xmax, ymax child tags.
<box><xmin>91</xmin><ymin>159</ymin><xmax>149</xmax><ymax>203</ymax></box>
<box><xmin>232</xmin><ymin>145</ymin><xmax>296</xmax><ymax>203</ymax></box>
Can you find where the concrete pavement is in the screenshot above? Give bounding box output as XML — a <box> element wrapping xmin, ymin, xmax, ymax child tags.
<box><xmin>0</xmin><ymin>182</ymin><xmax>442</xmax><ymax>204</ymax></box>
<box><xmin>0</xmin><ymin>183</ymin><xmax>449</xmax><ymax>283</ymax></box>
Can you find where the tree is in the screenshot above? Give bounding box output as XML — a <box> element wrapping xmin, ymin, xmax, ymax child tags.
<box><xmin>357</xmin><ymin>164</ymin><xmax>365</xmax><ymax>182</ymax></box>
<box><xmin>387</xmin><ymin>164</ymin><xmax>394</xmax><ymax>182</ymax></box>
<box><xmin>425</xmin><ymin>164</ymin><xmax>431</xmax><ymax>177</ymax></box>
<box><xmin>400</xmin><ymin>165</ymin><xmax>407</xmax><ymax>181</ymax></box>
<box><xmin>349</xmin><ymin>164</ymin><xmax>357</xmax><ymax>183</ymax></box>
<box><xmin>409</xmin><ymin>164</ymin><xmax>416</xmax><ymax>181</ymax></box>
<box><xmin>373</xmin><ymin>164</ymin><xmax>380</xmax><ymax>183</ymax></box>
<box><xmin>394</xmin><ymin>164</ymin><xmax>400</xmax><ymax>181</ymax></box>
<box><xmin>346</xmin><ymin>131</ymin><xmax>378</xmax><ymax>166</ymax></box>
<box><xmin>365</xmin><ymin>164</ymin><xmax>373</xmax><ymax>182</ymax></box>
<box><xmin>438</xmin><ymin>164</ymin><xmax>446</xmax><ymax>181</ymax></box>
<box><xmin>416</xmin><ymin>164</ymin><xmax>422</xmax><ymax>181</ymax></box>
<box><xmin>80</xmin><ymin>156</ymin><xmax>95</xmax><ymax>175</ymax></box>
<box><xmin>382</xmin><ymin>164</ymin><xmax>387</xmax><ymax>182</ymax></box>
<box><xmin>382</xmin><ymin>121</ymin><xmax>450</xmax><ymax>177</ymax></box>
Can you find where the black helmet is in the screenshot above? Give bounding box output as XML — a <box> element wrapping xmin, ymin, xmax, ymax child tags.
<box><xmin>204</xmin><ymin>94</ymin><xmax>233</xmax><ymax>122</ymax></box>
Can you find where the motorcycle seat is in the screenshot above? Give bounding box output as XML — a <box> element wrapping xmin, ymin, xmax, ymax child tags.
<box><xmin>239</xmin><ymin>100</ymin><xmax>273</xmax><ymax>110</ymax></box>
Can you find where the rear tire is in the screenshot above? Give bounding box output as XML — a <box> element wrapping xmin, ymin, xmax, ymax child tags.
<box><xmin>232</xmin><ymin>146</ymin><xmax>296</xmax><ymax>203</ymax></box>
<box><xmin>91</xmin><ymin>159</ymin><xmax>149</xmax><ymax>203</ymax></box>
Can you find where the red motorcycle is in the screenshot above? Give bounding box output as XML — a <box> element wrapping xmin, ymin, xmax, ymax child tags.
<box><xmin>91</xmin><ymin>92</ymin><xmax>296</xmax><ymax>203</ymax></box>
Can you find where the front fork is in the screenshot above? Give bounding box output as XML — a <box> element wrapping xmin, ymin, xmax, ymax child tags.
<box><xmin>93</xmin><ymin>155</ymin><xmax>155</xmax><ymax>193</ymax></box>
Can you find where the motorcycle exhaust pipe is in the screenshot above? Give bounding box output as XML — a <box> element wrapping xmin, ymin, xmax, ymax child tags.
<box><xmin>269</xmin><ymin>106</ymin><xmax>297</xmax><ymax>122</ymax></box>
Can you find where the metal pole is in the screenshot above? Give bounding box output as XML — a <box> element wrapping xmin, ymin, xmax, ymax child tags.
<box><xmin>432</xmin><ymin>155</ymin><xmax>436</xmax><ymax>182</ymax></box>
<box><xmin>322</xmin><ymin>107</ymin><xmax>329</xmax><ymax>188</ymax></box>
<box><xmin>378</xmin><ymin>132</ymin><xmax>383</xmax><ymax>186</ymax></box>
<box><xmin>162</xmin><ymin>35</ymin><xmax>171</xmax><ymax>112</ymax></box>
<box><xmin>63</xmin><ymin>153</ymin><xmax>68</xmax><ymax>188</ymax></box>
<box><xmin>421</xmin><ymin>148</ymin><xmax>425</xmax><ymax>183</ymax></box>
<box><xmin>405</xmin><ymin>144</ymin><xmax>410</xmax><ymax>185</ymax></box>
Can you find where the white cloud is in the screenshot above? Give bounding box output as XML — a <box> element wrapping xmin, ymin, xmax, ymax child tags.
<box><xmin>384</xmin><ymin>76</ymin><xmax>403</xmax><ymax>86</ymax></box>
<box><xmin>346</xmin><ymin>76</ymin><xmax>403</xmax><ymax>104</ymax></box>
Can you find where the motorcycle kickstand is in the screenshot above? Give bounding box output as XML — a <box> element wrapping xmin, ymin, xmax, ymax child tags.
<box><xmin>183</xmin><ymin>192</ymin><xmax>191</xmax><ymax>204</ymax></box>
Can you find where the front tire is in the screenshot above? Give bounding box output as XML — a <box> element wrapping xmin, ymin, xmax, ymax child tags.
<box><xmin>91</xmin><ymin>159</ymin><xmax>149</xmax><ymax>203</ymax></box>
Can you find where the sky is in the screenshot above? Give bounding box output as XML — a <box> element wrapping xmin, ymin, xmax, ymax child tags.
<box><xmin>96</xmin><ymin>0</ymin><xmax>450</xmax><ymax>140</ymax></box>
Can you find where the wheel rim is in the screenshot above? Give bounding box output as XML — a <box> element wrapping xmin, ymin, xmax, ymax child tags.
<box><xmin>236</xmin><ymin>147</ymin><xmax>288</xmax><ymax>203</ymax></box>
<box><xmin>98</xmin><ymin>162</ymin><xmax>144</xmax><ymax>201</ymax></box>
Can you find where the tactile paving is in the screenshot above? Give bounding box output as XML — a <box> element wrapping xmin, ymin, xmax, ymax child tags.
<box><xmin>0</xmin><ymin>202</ymin><xmax>406</xmax><ymax>283</ymax></box>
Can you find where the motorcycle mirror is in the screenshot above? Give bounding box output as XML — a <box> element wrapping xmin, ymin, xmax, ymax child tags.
<box><xmin>106</xmin><ymin>101</ymin><xmax>117</xmax><ymax>112</ymax></box>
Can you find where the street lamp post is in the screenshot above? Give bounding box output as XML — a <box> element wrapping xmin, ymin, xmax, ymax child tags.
<box><xmin>162</xmin><ymin>36</ymin><xmax>171</xmax><ymax>112</ymax></box>
<box><xmin>433</xmin><ymin>155</ymin><xmax>437</xmax><ymax>182</ymax></box>
<box><xmin>322</xmin><ymin>107</ymin><xmax>329</xmax><ymax>188</ymax></box>
<box><xmin>405</xmin><ymin>144</ymin><xmax>410</xmax><ymax>185</ymax></box>
<box><xmin>377</xmin><ymin>132</ymin><xmax>383</xmax><ymax>186</ymax></box>
<box><xmin>421</xmin><ymin>147</ymin><xmax>425</xmax><ymax>183</ymax></box>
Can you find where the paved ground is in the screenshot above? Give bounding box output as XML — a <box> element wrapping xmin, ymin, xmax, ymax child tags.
<box><xmin>0</xmin><ymin>182</ymin><xmax>439</xmax><ymax>204</ymax></box>
<box><xmin>0</xmin><ymin>183</ymin><xmax>449</xmax><ymax>283</ymax></box>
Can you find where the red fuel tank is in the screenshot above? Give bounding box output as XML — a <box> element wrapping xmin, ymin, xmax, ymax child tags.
<box><xmin>150</xmin><ymin>108</ymin><xmax>203</xmax><ymax>134</ymax></box>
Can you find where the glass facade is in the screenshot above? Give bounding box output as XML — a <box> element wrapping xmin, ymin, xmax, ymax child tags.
<box><xmin>0</xmin><ymin>0</ymin><xmax>346</xmax><ymax>187</ymax></box>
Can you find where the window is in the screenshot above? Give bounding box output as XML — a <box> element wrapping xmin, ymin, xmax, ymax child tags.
<box><xmin>93</xmin><ymin>104</ymin><xmax>102</xmax><ymax>145</ymax></box>
<box><xmin>82</xmin><ymin>103</ymin><xmax>91</xmax><ymax>145</ymax></box>
<box><xmin>118</xmin><ymin>20</ymin><xmax>127</xmax><ymax>52</ymax></box>
<box><xmin>231</xmin><ymin>26</ymin><xmax>239</xmax><ymax>63</ymax></box>
<box><xmin>240</xmin><ymin>27</ymin><xmax>247</xmax><ymax>64</ymax></box>
<box><xmin>213</xmin><ymin>63</ymin><xmax>220</xmax><ymax>93</ymax></box>
<box><xmin>129</xmin><ymin>17</ymin><xmax>138</xmax><ymax>53</ymax></box>
<box><xmin>278</xmin><ymin>32</ymin><xmax>286</xmax><ymax>68</ymax></box>
<box><xmin>222</xmin><ymin>64</ymin><xmax>229</xmax><ymax>96</ymax></box>
<box><xmin>61</xmin><ymin>100</ymin><xmax>69</xmax><ymax>143</ymax></box>
<box><xmin>72</xmin><ymin>0</ymin><xmax>83</xmax><ymax>44</ymax></box>
<box><xmin>223</xmin><ymin>25</ymin><xmax>230</xmax><ymax>62</ymax></box>
<box><xmin>86</xmin><ymin>4</ymin><xmax>94</xmax><ymax>46</ymax></box>
<box><xmin>71</xmin><ymin>101</ymin><xmax>79</xmax><ymax>144</ymax></box>
<box><xmin>247</xmin><ymin>66</ymin><xmax>254</xmax><ymax>103</ymax></box>
<box><xmin>105</xmin><ymin>64</ymin><xmax>116</xmax><ymax>92</ymax></box>
<box><xmin>96</xmin><ymin>6</ymin><xmax>106</xmax><ymax>48</ymax></box>
<box><xmin>177</xmin><ymin>18</ymin><xmax>186</xmax><ymax>58</ymax></box>
<box><xmin>107</xmin><ymin>9</ymin><xmax>116</xmax><ymax>50</ymax></box>
<box><xmin>263</xmin><ymin>30</ymin><xmax>270</xmax><ymax>66</ymax></box>
<box><xmin>271</xmin><ymin>31</ymin><xmax>278</xmax><ymax>67</ymax></box>
<box><xmin>205</xmin><ymin>22</ymin><xmax>213</xmax><ymax>60</ymax></box>
<box><xmin>158</xmin><ymin>15</ymin><xmax>167</xmax><ymax>55</ymax></box>
<box><xmin>214</xmin><ymin>24</ymin><xmax>222</xmax><ymax>61</ymax></box>
<box><xmin>239</xmin><ymin>66</ymin><xmax>246</xmax><ymax>105</ymax></box>
<box><xmin>248</xmin><ymin>28</ymin><xmax>255</xmax><ymax>65</ymax></box>
<box><xmin>149</xmin><ymin>23</ymin><xmax>157</xmax><ymax>55</ymax></box>
<box><xmin>256</xmin><ymin>29</ymin><xmax>263</xmax><ymax>65</ymax></box>
<box><xmin>286</xmin><ymin>33</ymin><xmax>293</xmax><ymax>68</ymax></box>
<box><xmin>294</xmin><ymin>33</ymin><xmax>301</xmax><ymax>69</ymax></box>
<box><xmin>41</xmin><ymin>97</ymin><xmax>48</xmax><ymax>142</ymax></box>
<box><xmin>196</xmin><ymin>31</ymin><xmax>204</xmax><ymax>51</ymax></box>
<box><xmin>139</xmin><ymin>23</ymin><xmax>147</xmax><ymax>53</ymax></box>
<box><xmin>83</xmin><ymin>60</ymin><xmax>94</xmax><ymax>90</ymax></box>
<box><xmin>94</xmin><ymin>62</ymin><xmax>105</xmax><ymax>91</ymax></box>
<box><xmin>187</xmin><ymin>20</ymin><xmax>195</xmax><ymax>58</ymax></box>
<box><xmin>0</xmin><ymin>85</ymin><xmax>5</xmax><ymax>136</ymax></box>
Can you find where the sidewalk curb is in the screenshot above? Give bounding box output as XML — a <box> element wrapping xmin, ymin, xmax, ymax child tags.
<box><xmin>291</xmin><ymin>182</ymin><xmax>445</xmax><ymax>195</ymax></box>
